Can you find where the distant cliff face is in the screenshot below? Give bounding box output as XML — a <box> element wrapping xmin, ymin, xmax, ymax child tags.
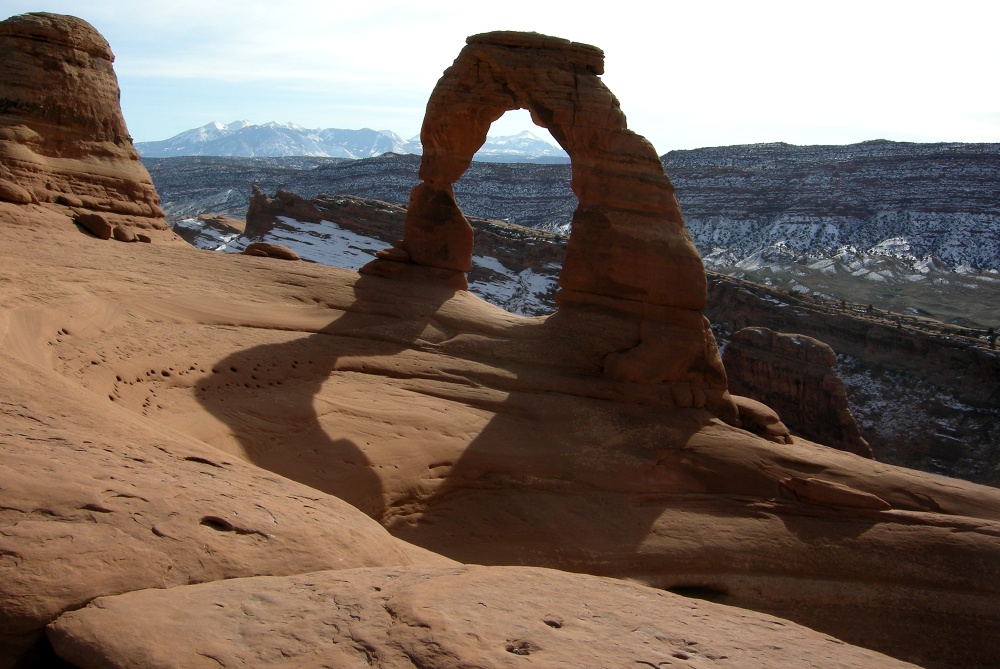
<box><xmin>145</xmin><ymin>154</ymin><xmax>576</xmax><ymax>232</ymax></box>
<box><xmin>667</xmin><ymin>141</ymin><xmax>1000</xmax><ymax>271</ymax></box>
<box><xmin>145</xmin><ymin>141</ymin><xmax>1000</xmax><ymax>325</ymax></box>
<box><xmin>668</xmin><ymin>140</ymin><xmax>1000</xmax><ymax>327</ymax></box>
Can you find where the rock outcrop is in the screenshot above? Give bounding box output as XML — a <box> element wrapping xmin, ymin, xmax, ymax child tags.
<box><xmin>0</xmin><ymin>12</ymin><xmax>177</xmax><ymax>242</ymax></box>
<box><xmin>362</xmin><ymin>31</ymin><xmax>733</xmax><ymax>420</ymax></box>
<box><xmin>243</xmin><ymin>241</ymin><xmax>300</xmax><ymax>260</ymax></box>
<box><xmin>724</xmin><ymin>327</ymin><xmax>873</xmax><ymax>457</ymax></box>
<box><xmin>4</xmin><ymin>216</ymin><xmax>998</xmax><ymax>669</ymax></box>
<box><xmin>246</xmin><ymin>188</ymin><xmax>566</xmax><ymax>310</ymax></box>
<box><xmin>48</xmin><ymin>565</ymin><xmax>919</xmax><ymax>669</ymax></box>
<box><xmin>707</xmin><ymin>274</ymin><xmax>1000</xmax><ymax>484</ymax></box>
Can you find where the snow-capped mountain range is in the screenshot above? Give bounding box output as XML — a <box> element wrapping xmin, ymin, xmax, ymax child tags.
<box><xmin>135</xmin><ymin>121</ymin><xmax>569</xmax><ymax>162</ymax></box>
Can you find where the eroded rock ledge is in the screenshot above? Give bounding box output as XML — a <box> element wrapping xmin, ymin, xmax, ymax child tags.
<box><xmin>725</xmin><ymin>327</ymin><xmax>873</xmax><ymax>457</ymax></box>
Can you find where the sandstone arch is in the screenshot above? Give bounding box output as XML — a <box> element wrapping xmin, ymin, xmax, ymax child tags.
<box><xmin>364</xmin><ymin>31</ymin><xmax>733</xmax><ymax>417</ymax></box>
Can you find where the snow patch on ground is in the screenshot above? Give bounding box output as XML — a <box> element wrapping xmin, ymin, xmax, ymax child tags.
<box><xmin>184</xmin><ymin>216</ymin><xmax>557</xmax><ymax>317</ymax></box>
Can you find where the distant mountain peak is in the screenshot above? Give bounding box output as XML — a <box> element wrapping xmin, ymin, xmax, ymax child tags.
<box><xmin>136</xmin><ymin>121</ymin><xmax>569</xmax><ymax>163</ymax></box>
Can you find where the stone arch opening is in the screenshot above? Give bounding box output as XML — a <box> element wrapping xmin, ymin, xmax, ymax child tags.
<box><xmin>450</xmin><ymin>109</ymin><xmax>573</xmax><ymax>316</ymax></box>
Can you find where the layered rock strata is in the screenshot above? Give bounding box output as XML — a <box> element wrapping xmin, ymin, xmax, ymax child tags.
<box><xmin>724</xmin><ymin>327</ymin><xmax>873</xmax><ymax>457</ymax></box>
<box><xmin>0</xmin><ymin>12</ymin><xmax>177</xmax><ymax>242</ymax></box>
<box><xmin>247</xmin><ymin>188</ymin><xmax>566</xmax><ymax>281</ymax></box>
<box><xmin>362</xmin><ymin>31</ymin><xmax>733</xmax><ymax>419</ymax></box>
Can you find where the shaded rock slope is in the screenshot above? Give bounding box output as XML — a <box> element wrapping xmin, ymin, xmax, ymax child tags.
<box><xmin>6</xmin><ymin>187</ymin><xmax>998</xmax><ymax>669</ymax></box>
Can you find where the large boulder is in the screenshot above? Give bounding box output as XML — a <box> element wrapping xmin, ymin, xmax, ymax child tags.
<box><xmin>0</xmin><ymin>12</ymin><xmax>179</xmax><ymax>242</ymax></box>
<box><xmin>724</xmin><ymin>327</ymin><xmax>872</xmax><ymax>457</ymax></box>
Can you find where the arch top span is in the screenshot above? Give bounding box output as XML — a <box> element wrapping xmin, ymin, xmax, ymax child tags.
<box><xmin>362</xmin><ymin>31</ymin><xmax>733</xmax><ymax>416</ymax></box>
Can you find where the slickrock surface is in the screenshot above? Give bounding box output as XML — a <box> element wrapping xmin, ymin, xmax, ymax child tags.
<box><xmin>365</xmin><ymin>31</ymin><xmax>733</xmax><ymax>419</ymax></box>
<box><xmin>2</xmin><ymin>219</ymin><xmax>999</xmax><ymax>668</ymax></box>
<box><xmin>0</xmin><ymin>12</ymin><xmax>178</xmax><ymax>242</ymax></box>
<box><xmin>48</xmin><ymin>565</ymin><xmax>919</xmax><ymax>669</ymax></box>
<box><xmin>2</xmin><ymin>19</ymin><xmax>1000</xmax><ymax>669</ymax></box>
<box><xmin>724</xmin><ymin>327</ymin><xmax>872</xmax><ymax>457</ymax></box>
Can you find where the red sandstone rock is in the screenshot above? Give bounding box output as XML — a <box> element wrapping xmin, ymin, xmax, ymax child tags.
<box><xmin>0</xmin><ymin>13</ymin><xmax>179</xmax><ymax>242</ymax></box>
<box><xmin>0</xmin><ymin>179</ymin><xmax>33</xmax><ymax>204</ymax></box>
<box><xmin>724</xmin><ymin>327</ymin><xmax>873</xmax><ymax>457</ymax></box>
<box><xmin>782</xmin><ymin>476</ymin><xmax>893</xmax><ymax>510</ymax></box>
<box><xmin>243</xmin><ymin>241</ymin><xmax>300</xmax><ymax>261</ymax></box>
<box><xmin>1</xmin><ymin>221</ymin><xmax>999</xmax><ymax>668</ymax></box>
<box><xmin>48</xmin><ymin>565</ymin><xmax>919</xmax><ymax>669</ymax></box>
<box><xmin>75</xmin><ymin>212</ymin><xmax>113</xmax><ymax>240</ymax></box>
<box><xmin>731</xmin><ymin>394</ymin><xmax>793</xmax><ymax>443</ymax></box>
<box><xmin>363</xmin><ymin>31</ymin><xmax>734</xmax><ymax>422</ymax></box>
<box><xmin>2</xmin><ymin>21</ymin><xmax>999</xmax><ymax>669</ymax></box>
<box><xmin>112</xmin><ymin>225</ymin><xmax>136</xmax><ymax>243</ymax></box>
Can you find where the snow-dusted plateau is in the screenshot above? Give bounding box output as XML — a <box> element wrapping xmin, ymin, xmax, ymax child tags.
<box><xmin>147</xmin><ymin>139</ymin><xmax>1000</xmax><ymax>327</ymax></box>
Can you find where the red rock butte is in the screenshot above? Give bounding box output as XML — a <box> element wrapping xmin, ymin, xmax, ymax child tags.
<box><xmin>0</xmin><ymin>12</ymin><xmax>177</xmax><ymax>242</ymax></box>
<box><xmin>364</xmin><ymin>31</ymin><xmax>733</xmax><ymax>419</ymax></box>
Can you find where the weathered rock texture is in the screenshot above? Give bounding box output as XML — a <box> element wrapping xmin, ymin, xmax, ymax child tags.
<box><xmin>0</xmin><ymin>12</ymin><xmax>177</xmax><ymax>242</ymax></box>
<box><xmin>363</xmin><ymin>31</ymin><xmax>733</xmax><ymax>419</ymax></box>
<box><xmin>3</xmin><ymin>207</ymin><xmax>1000</xmax><ymax>669</ymax></box>
<box><xmin>48</xmin><ymin>565</ymin><xmax>919</xmax><ymax>669</ymax></box>
<box><xmin>724</xmin><ymin>327</ymin><xmax>873</xmax><ymax>457</ymax></box>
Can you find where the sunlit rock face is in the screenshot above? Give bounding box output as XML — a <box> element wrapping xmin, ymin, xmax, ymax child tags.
<box><xmin>0</xmin><ymin>12</ymin><xmax>177</xmax><ymax>242</ymax></box>
<box><xmin>364</xmin><ymin>31</ymin><xmax>734</xmax><ymax>420</ymax></box>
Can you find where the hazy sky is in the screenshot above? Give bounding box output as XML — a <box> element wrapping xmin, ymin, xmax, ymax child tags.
<box><xmin>4</xmin><ymin>1</ymin><xmax>999</xmax><ymax>152</ymax></box>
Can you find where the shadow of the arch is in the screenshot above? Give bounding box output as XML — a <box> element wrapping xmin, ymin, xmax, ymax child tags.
<box><xmin>193</xmin><ymin>274</ymin><xmax>461</xmax><ymax>520</ymax></box>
